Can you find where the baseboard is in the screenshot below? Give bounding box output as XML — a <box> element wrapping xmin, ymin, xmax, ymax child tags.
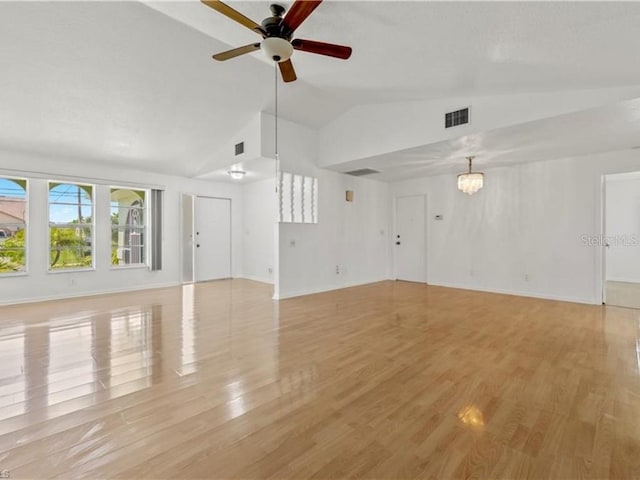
<box><xmin>0</xmin><ymin>281</ymin><xmax>181</xmax><ymax>307</ymax></box>
<box><xmin>238</xmin><ymin>275</ymin><xmax>274</xmax><ymax>285</ymax></box>
<box><xmin>606</xmin><ymin>278</ymin><xmax>640</xmax><ymax>285</ymax></box>
<box><xmin>274</xmin><ymin>278</ymin><xmax>387</xmax><ymax>300</ymax></box>
<box><xmin>428</xmin><ymin>280</ymin><xmax>598</xmax><ymax>305</ymax></box>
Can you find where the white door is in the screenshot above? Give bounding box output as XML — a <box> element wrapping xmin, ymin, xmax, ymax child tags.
<box><xmin>195</xmin><ymin>197</ymin><xmax>231</xmax><ymax>282</ymax></box>
<box><xmin>395</xmin><ymin>195</ymin><xmax>426</xmax><ymax>283</ymax></box>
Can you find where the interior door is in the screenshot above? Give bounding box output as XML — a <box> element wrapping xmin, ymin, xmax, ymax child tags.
<box><xmin>195</xmin><ymin>197</ymin><xmax>231</xmax><ymax>282</ymax></box>
<box><xmin>395</xmin><ymin>195</ymin><xmax>426</xmax><ymax>283</ymax></box>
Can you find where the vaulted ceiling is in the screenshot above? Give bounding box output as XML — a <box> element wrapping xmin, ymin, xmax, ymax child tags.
<box><xmin>1</xmin><ymin>1</ymin><xmax>640</xmax><ymax>180</ymax></box>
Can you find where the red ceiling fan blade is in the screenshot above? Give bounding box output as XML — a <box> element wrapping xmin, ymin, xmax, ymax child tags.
<box><xmin>291</xmin><ymin>39</ymin><xmax>352</xmax><ymax>59</ymax></box>
<box><xmin>201</xmin><ymin>0</ymin><xmax>263</xmax><ymax>35</ymax></box>
<box><xmin>279</xmin><ymin>59</ymin><xmax>297</xmax><ymax>83</ymax></box>
<box><xmin>281</xmin><ymin>0</ymin><xmax>322</xmax><ymax>34</ymax></box>
<box><xmin>212</xmin><ymin>43</ymin><xmax>261</xmax><ymax>61</ymax></box>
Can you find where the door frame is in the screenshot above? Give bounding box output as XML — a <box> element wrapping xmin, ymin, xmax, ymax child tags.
<box><xmin>393</xmin><ymin>194</ymin><xmax>428</xmax><ymax>283</ymax></box>
<box><xmin>180</xmin><ymin>193</ymin><xmax>195</xmax><ymax>284</ymax></box>
<box><xmin>599</xmin><ymin>175</ymin><xmax>607</xmax><ymax>304</ymax></box>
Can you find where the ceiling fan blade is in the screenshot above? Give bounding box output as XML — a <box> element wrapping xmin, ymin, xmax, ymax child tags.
<box><xmin>212</xmin><ymin>43</ymin><xmax>261</xmax><ymax>61</ymax></box>
<box><xmin>201</xmin><ymin>0</ymin><xmax>262</xmax><ymax>35</ymax></box>
<box><xmin>279</xmin><ymin>59</ymin><xmax>297</xmax><ymax>83</ymax></box>
<box><xmin>282</xmin><ymin>0</ymin><xmax>322</xmax><ymax>34</ymax></box>
<box><xmin>291</xmin><ymin>39</ymin><xmax>352</xmax><ymax>59</ymax></box>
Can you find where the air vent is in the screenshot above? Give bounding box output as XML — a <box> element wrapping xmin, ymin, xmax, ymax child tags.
<box><xmin>445</xmin><ymin>107</ymin><xmax>469</xmax><ymax>128</ymax></box>
<box><xmin>345</xmin><ymin>168</ymin><xmax>380</xmax><ymax>177</ymax></box>
<box><xmin>234</xmin><ymin>142</ymin><xmax>244</xmax><ymax>156</ymax></box>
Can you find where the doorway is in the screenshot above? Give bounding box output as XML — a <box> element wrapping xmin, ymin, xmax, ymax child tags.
<box><xmin>395</xmin><ymin>195</ymin><xmax>426</xmax><ymax>283</ymax></box>
<box><xmin>194</xmin><ymin>196</ymin><xmax>231</xmax><ymax>282</ymax></box>
<box><xmin>603</xmin><ymin>173</ymin><xmax>640</xmax><ymax>309</ymax></box>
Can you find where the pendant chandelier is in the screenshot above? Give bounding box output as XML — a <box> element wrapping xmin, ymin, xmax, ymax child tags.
<box><xmin>457</xmin><ymin>156</ymin><xmax>484</xmax><ymax>195</ymax></box>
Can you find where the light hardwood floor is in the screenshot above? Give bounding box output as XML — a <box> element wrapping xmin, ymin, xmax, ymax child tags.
<box><xmin>1</xmin><ymin>280</ymin><xmax>639</xmax><ymax>479</ymax></box>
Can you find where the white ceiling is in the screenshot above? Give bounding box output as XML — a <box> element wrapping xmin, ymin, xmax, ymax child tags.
<box><xmin>1</xmin><ymin>1</ymin><xmax>640</xmax><ymax>179</ymax></box>
<box><xmin>333</xmin><ymin>97</ymin><xmax>640</xmax><ymax>182</ymax></box>
<box><xmin>153</xmin><ymin>1</ymin><xmax>640</xmax><ymax>101</ymax></box>
<box><xmin>198</xmin><ymin>156</ymin><xmax>277</xmax><ymax>184</ymax></box>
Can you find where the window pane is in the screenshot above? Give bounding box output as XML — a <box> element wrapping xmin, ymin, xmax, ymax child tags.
<box><xmin>111</xmin><ymin>227</ymin><xmax>145</xmax><ymax>266</ymax></box>
<box><xmin>110</xmin><ymin>206</ymin><xmax>145</xmax><ymax>226</ymax></box>
<box><xmin>49</xmin><ymin>204</ymin><xmax>93</xmax><ymax>225</ymax></box>
<box><xmin>49</xmin><ymin>183</ymin><xmax>92</xmax><ymax>206</ymax></box>
<box><xmin>49</xmin><ymin>246</ymin><xmax>92</xmax><ymax>270</ymax></box>
<box><xmin>49</xmin><ymin>227</ymin><xmax>92</xmax><ymax>270</ymax></box>
<box><xmin>0</xmin><ymin>177</ymin><xmax>27</xmax><ymax>274</ymax></box>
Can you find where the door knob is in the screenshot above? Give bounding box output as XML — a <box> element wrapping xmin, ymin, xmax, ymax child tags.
<box><xmin>196</xmin><ymin>244</ymin><xmax>200</xmax><ymax>248</ymax></box>
<box><xmin>395</xmin><ymin>241</ymin><xmax>401</xmax><ymax>245</ymax></box>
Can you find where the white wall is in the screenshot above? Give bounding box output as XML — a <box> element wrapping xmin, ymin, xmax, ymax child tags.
<box><xmin>241</xmin><ymin>177</ymin><xmax>276</xmax><ymax>284</ymax></box>
<box><xmin>391</xmin><ymin>149</ymin><xmax>640</xmax><ymax>305</ymax></box>
<box><xmin>277</xmin><ymin>170</ymin><xmax>391</xmax><ymax>299</ymax></box>
<box><xmin>264</xmin><ymin>114</ymin><xmax>391</xmax><ymax>299</ymax></box>
<box><xmin>605</xmin><ymin>175</ymin><xmax>640</xmax><ymax>283</ymax></box>
<box><xmin>0</xmin><ymin>149</ymin><xmax>243</xmax><ymax>305</ymax></box>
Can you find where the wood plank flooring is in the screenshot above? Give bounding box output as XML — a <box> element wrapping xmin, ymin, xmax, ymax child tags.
<box><xmin>0</xmin><ymin>279</ymin><xmax>639</xmax><ymax>479</ymax></box>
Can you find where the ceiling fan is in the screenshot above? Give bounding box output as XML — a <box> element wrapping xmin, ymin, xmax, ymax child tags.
<box><xmin>201</xmin><ymin>0</ymin><xmax>352</xmax><ymax>82</ymax></box>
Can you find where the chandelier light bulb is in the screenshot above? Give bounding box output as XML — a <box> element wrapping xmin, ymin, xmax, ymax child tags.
<box><xmin>457</xmin><ymin>157</ymin><xmax>484</xmax><ymax>195</ymax></box>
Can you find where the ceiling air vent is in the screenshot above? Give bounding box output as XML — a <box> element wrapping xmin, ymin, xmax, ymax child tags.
<box><xmin>234</xmin><ymin>141</ymin><xmax>244</xmax><ymax>156</ymax></box>
<box><xmin>445</xmin><ymin>107</ymin><xmax>470</xmax><ymax>128</ymax></box>
<box><xmin>345</xmin><ymin>168</ymin><xmax>380</xmax><ymax>177</ymax></box>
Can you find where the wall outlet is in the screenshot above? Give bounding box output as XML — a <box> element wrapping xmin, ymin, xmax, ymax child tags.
<box><xmin>336</xmin><ymin>265</ymin><xmax>340</xmax><ymax>275</ymax></box>
<box><xmin>524</xmin><ymin>274</ymin><xmax>529</xmax><ymax>282</ymax></box>
<box><xmin>268</xmin><ymin>267</ymin><xmax>273</xmax><ymax>274</ymax></box>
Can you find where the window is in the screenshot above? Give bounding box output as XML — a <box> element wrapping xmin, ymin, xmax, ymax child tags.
<box><xmin>0</xmin><ymin>177</ymin><xmax>27</xmax><ymax>274</ymax></box>
<box><xmin>48</xmin><ymin>182</ymin><xmax>93</xmax><ymax>270</ymax></box>
<box><xmin>111</xmin><ymin>188</ymin><xmax>147</xmax><ymax>267</ymax></box>
<box><xmin>278</xmin><ymin>172</ymin><xmax>318</xmax><ymax>223</ymax></box>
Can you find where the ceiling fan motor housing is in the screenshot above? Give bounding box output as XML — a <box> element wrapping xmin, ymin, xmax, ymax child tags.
<box><xmin>261</xmin><ymin>5</ymin><xmax>292</xmax><ymax>39</ymax></box>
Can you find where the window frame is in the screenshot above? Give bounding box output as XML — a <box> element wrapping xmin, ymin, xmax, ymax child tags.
<box><xmin>47</xmin><ymin>181</ymin><xmax>95</xmax><ymax>273</ymax></box>
<box><xmin>0</xmin><ymin>175</ymin><xmax>28</xmax><ymax>277</ymax></box>
<box><xmin>109</xmin><ymin>186</ymin><xmax>150</xmax><ymax>269</ymax></box>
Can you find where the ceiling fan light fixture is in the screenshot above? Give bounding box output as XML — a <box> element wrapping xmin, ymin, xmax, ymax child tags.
<box><xmin>228</xmin><ymin>170</ymin><xmax>246</xmax><ymax>180</ymax></box>
<box><xmin>457</xmin><ymin>157</ymin><xmax>484</xmax><ymax>195</ymax></box>
<box><xmin>262</xmin><ymin>37</ymin><xmax>293</xmax><ymax>62</ymax></box>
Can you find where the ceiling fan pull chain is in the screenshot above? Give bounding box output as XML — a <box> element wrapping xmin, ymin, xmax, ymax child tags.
<box><xmin>275</xmin><ymin>61</ymin><xmax>279</xmax><ymax>193</ymax></box>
